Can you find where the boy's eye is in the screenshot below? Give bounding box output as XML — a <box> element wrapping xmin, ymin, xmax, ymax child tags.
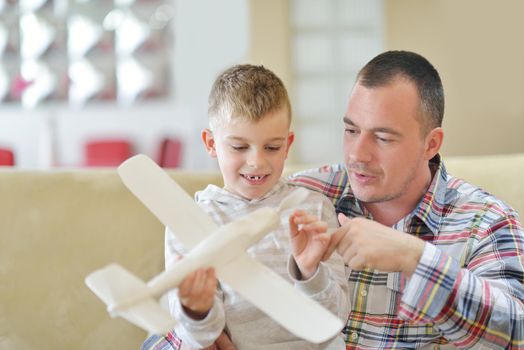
<box><xmin>265</xmin><ymin>146</ymin><xmax>281</xmax><ymax>152</ymax></box>
<box><xmin>231</xmin><ymin>145</ymin><xmax>248</xmax><ymax>151</ymax></box>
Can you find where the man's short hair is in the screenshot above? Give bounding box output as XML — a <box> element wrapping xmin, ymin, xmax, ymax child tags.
<box><xmin>208</xmin><ymin>64</ymin><xmax>291</xmax><ymax>129</ymax></box>
<box><xmin>357</xmin><ymin>50</ymin><xmax>444</xmax><ymax>133</ymax></box>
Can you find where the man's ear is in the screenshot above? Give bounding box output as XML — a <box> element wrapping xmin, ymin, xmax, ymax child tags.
<box><xmin>201</xmin><ymin>128</ymin><xmax>217</xmax><ymax>157</ymax></box>
<box><xmin>285</xmin><ymin>131</ymin><xmax>295</xmax><ymax>159</ymax></box>
<box><xmin>424</xmin><ymin>127</ymin><xmax>444</xmax><ymax>160</ymax></box>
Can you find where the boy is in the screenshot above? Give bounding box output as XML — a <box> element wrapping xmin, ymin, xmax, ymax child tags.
<box><xmin>163</xmin><ymin>65</ymin><xmax>348</xmax><ymax>349</ymax></box>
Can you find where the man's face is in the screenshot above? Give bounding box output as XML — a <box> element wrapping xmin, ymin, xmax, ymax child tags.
<box><xmin>343</xmin><ymin>79</ymin><xmax>437</xmax><ymax>208</ymax></box>
<box><xmin>203</xmin><ymin>108</ymin><xmax>294</xmax><ymax>200</ymax></box>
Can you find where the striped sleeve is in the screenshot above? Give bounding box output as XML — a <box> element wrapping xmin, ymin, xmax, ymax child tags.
<box><xmin>400</xmin><ymin>218</ymin><xmax>524</xmax><ymax>349</ymax></box>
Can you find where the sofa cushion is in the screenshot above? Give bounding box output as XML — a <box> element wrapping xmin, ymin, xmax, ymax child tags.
<box><xmin>0</xmin><ymin>153</ymin><xmax>522</xmax><ymax>349</ymax></box>
<box><xmin>0</xmin><ymin>169</ymin><xmax>222</xmax><ymax>350</ymax></box>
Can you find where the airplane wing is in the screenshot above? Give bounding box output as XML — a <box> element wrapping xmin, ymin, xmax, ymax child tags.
<box><xmin>86</xmin><ymin>264</ymin><xmax>176</xmax><ymax>335</ymax></box>
<box><xmin>118</xmin><ymin>154</ymin><xmax>216</xmax><ymax>249</ymax></box>
<box><xmin>114</xmin><ymin>155</ymin><xmax>344</xmax><ymax>343</ymax></box>
<box><xmin>217</xmin><ymin>254</ymin><xmax>344</xmax><ymax>344</ymax></box>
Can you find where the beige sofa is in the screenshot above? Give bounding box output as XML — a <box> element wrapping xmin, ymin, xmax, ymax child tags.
<box><xmin>1</xmin><ymin>153</ymin><xmax>523</xmax><ymax>350</ymax></box>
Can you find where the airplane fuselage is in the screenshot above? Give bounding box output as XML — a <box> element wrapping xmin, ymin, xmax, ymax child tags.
<box><xmin>111</xmin><ymin>206</ymin><xmax>280</xmax><ymax>312</ymax></box>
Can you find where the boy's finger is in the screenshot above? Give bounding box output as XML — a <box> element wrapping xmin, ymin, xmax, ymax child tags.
<box><xmin>293</xmin><ymin>213</ymin><xmax>318</xmax><ymax>225</ymax></box>
<box><xmin>292</xmin><ymin>209</ymin><xmax>307</xmax><ymax>217</ymax></box>
<box><xmin>192</xmin><ymin>268</ymin><xmax>209</xmax><ymax>293</ymax></box>
<box><xmin>178</xmin><ymin>270</ymin><xmax>197</xmax><ymax>297</ymax></box>
<box><xmin>288</xmin><ymin>214</ymin><xmax>299</xmax><ymax>237</ymax></box>
<box><xmin>204</xmin><ymin>278</ymin><xmax>217</xmax><ymax>294</ymax></box>
<box><xmin>312</xmin><ymin>232</ymin><xmax>331</xmax><ymax>245</ymax></box>
<box><xmin>301</xmin><ymin>221</ymin><xmax>328</xmax><ymax>234</ymax></box>
<box><xmin>214</xmin><ymin>332</ymin><xmax>236</xmax><ymax>350</ymax></box>
<box><xmin>206</xmin><ymin>268</ymin><xmax>218</xmax><ymax>290</ymax></box>
<box><xmin>322</xmin><ymin>228</ymin><xmax>346</xmax><ymax>260</ymax></box>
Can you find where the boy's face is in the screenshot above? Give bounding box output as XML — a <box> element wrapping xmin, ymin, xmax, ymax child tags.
<box><xmin>202</xmin><ymin>108</ymin><xmax>294</xmax><ymax>200</ymax></box>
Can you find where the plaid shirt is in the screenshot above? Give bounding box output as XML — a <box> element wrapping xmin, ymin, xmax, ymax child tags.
<box><xmin>289</xmin><ymin>155</ymin><xmax>524</xmax><ymax>349</ymax></box>
<box><xmin>141</xmin><ymin>332</ymin><xmax>182</xmax><ymax>350</ymax></box>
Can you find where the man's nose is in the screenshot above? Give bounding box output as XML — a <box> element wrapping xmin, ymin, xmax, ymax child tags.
<box><xmin>348</xmin><ymin>134</ymin><xmax>373</xmax><ymax>163</ymax></box>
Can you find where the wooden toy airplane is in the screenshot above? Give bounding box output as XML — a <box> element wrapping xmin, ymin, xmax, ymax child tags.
<box><xmin>85</xmin><ymin>154</ymin><xmax>343</xmax><ymax>344</ymax></box>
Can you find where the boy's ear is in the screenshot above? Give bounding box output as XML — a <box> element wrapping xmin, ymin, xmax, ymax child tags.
<box><xmin>201</xmin><ymin>128</ymin><xmax>217</xmax><ymax>157</ymax></box>
<box><xmin>285</xmin><ymin>131</ymin><xmax>295</xmax><ymax>158</ymax></box>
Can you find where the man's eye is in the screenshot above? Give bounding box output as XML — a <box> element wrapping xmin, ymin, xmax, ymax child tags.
<box><xmin>345</xmin><ymin>128</ymin><xmax>358</xmax><ymax>134</ymax></box>
<box><xmin>376</xmin><ymin>136</ymin><xmax>391</xmax><ymax>143</ymax></box>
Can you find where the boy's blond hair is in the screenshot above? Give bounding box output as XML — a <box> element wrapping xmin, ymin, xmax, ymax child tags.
<box><xmin>208</xmin><ymin>64</ymin><xmax>291</xmax><ymax>130</ymax></box>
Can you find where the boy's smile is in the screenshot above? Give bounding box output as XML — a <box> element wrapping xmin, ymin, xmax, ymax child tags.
<box><xmin>241</xmin><ymin>173</ymin><xmax>269</xmax><ymax>185</ymax></box>
<box><xmin>202</xmin><ymin>107</ymin><xmax>294</xmax><ymax>200</ymax></box>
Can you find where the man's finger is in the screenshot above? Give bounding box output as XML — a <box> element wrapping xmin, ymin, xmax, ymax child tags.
<box><xmin>347</xmin><ymin>253</ymin><xmax>368</xmax><ymax>271</ymax></box>
<box><xmin>338</xmin><ymin>212</ymin><xmax>350</xmax><ymax>225</ymax></box>
<box><xmin>339</xmin><ymin>239</ymin><xmax>359</xmax><ymax>265</ymax></box>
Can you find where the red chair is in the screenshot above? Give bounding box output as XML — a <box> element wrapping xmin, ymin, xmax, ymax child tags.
<box><xmin>84</xmin><ymin>139</ymin><xmax>133</xmax><ymax>167</ymax></box>
<box><xmin>0</xmin><ymin>148</ymin><xmax>14</xmax><ymax>166</ymax></box>
<box><xmin>157</xmin><ymin>137</ymin><xmax>182</xmax><ymax>168</ymax></box>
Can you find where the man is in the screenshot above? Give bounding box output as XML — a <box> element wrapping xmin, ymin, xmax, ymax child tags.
<box><xmin>290</xmin><ymin>50</ymin><xmax>524</xmax><ymax>348</ymax></box>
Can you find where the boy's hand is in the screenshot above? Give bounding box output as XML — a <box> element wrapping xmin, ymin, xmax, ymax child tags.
<box><xmin>179</xmin><ymin>267</ymin><xmax>217</xmax><ymax>320</ymax></box>
<box><xmin>289</xmin><ymin>210</ymin><xmax>330</xmax><ymax>280</ymax></box>
<box><xmin>198</xmin><ymin>331</ymin><xmax>237</xmax><ymax>350</ymax></box>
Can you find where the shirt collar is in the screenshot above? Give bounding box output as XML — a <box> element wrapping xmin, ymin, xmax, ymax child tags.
<box><xmin>336</xmin><ymin>170</ymin><xmax>370</xmax><ymax>218</ymax></box>
<box><xmin>411</xmin><ymin>154</ymin><xmax>447</xmax><ymax>235</ymax></box>
<box><xmin>198</xmin><ymin>178</ymin><xmax>287</xmax><ymax>205</ymax></box>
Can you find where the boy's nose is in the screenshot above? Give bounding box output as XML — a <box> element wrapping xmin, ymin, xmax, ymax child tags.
<box><xmin>246</xmin><ymin>150</ymin><xmax>266</xmax><ymax>168</ymax></box>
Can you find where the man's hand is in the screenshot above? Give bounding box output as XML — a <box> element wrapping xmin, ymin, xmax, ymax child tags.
<box><xmin>178</xmin><ymin>267</ymin><xmax>217</xmax><ymax>320</ymax></box>
<box><xmin>323</xmin><ymin>214</ymin><xmax>425</xmax><ymax>277</ymax></box>
<box><xmin>289</xmin><ymin>209</ymin><xmax>330</xmax><ymax>279</ymax></box>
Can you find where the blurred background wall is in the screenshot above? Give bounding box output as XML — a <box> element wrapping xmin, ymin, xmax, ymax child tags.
<box><xmin>385</xmin><ymin>0</ymin><xmax>524</xmax><ymax>157</ymax></box>
<box><xmin>250</xmin><ymin>0</ymin><xmax>524</xmax><ymax>163</ymax></box>
<box><xmin>0</xmin><ymin>0</ymin><xmax>523</xmax><ymax>169</ymax></box>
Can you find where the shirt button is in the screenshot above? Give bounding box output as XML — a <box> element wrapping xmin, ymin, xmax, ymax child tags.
<box><xmin>360</xmin><ymin>289</ymin><xmax>367</xmax><ymax>297</ymax></box>
<box><xmin>350</xmin><ymin>332</ymin><xmax>358</xmax><ymax>340</ymax></box>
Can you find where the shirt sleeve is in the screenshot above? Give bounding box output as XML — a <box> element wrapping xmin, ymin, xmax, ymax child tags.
<box><xmin>165</xmin><ymin>227</ymin><xmax>226</xmax><ymax>348</ymax></box>
<box><xmin>287</xmin><ymin>193</ymin><xmax>351</xmax><ymax>327</ymax></box>
<box><xmin>399</xmin><ymin>215</ymin><xmax>524</xmax><ymax>349</ymax></box>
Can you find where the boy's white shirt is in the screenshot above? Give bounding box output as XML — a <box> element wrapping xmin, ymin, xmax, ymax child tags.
<box><xmin>165</xmin><ymin>179</ymin><xmax>350</xmax><ymax>350</ymax></box>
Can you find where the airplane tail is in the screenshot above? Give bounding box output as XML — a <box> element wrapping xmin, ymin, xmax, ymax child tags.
<box><xmin>85</xmin><ymin>263</ymin><xmax>176</xmax><ymax>335</ymax></box>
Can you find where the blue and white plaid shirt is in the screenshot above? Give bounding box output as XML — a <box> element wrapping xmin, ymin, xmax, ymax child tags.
<box><xmin>289</xmin><ymin>155</ymin><xmax>524</xmax><ymax>349</ymax></box>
